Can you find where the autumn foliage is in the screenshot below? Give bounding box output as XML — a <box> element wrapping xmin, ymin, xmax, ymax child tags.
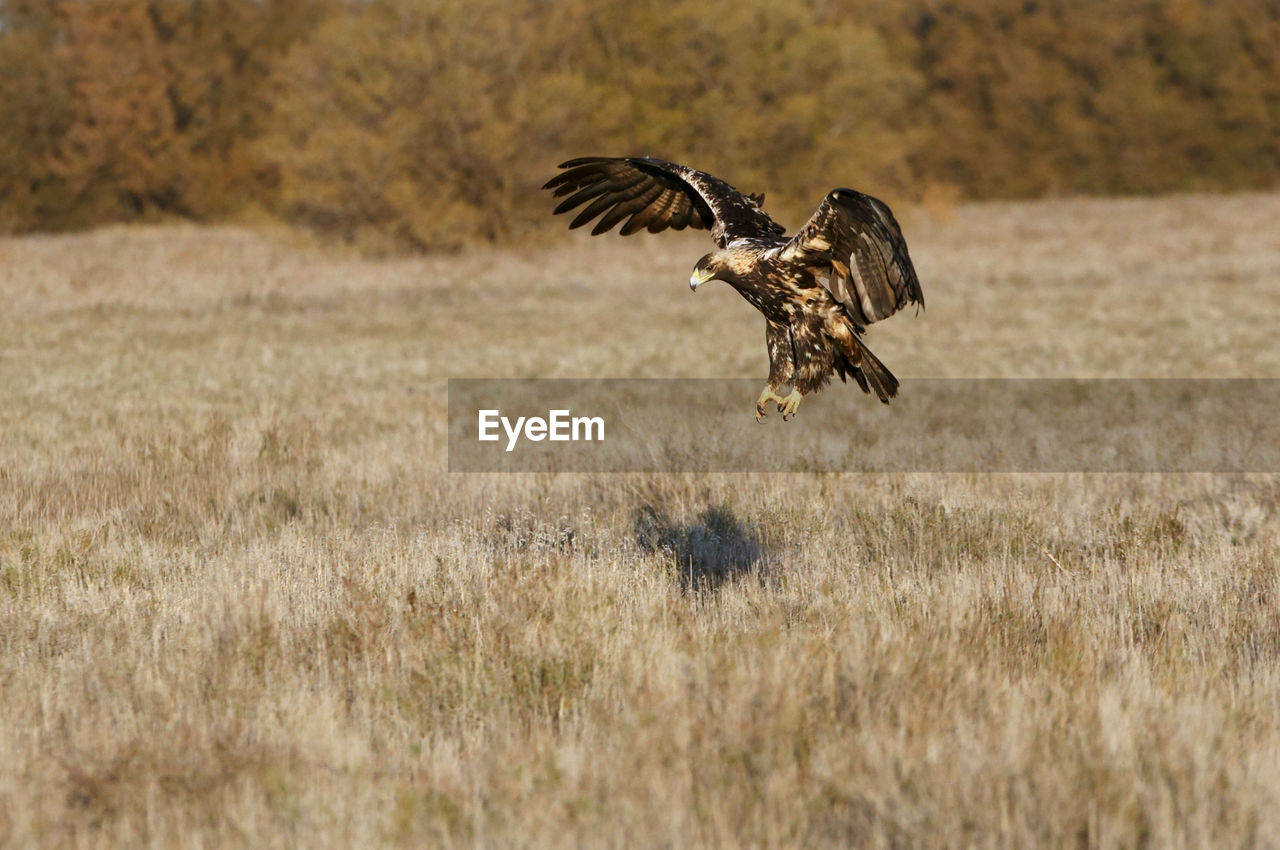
<box><xmin>1</xmin><ymin>0</ymin><xmax>1277</xmax><ymax>250</ymax></box>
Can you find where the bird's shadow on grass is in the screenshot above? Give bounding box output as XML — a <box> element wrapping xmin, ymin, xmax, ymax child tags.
<box><xmin>633</xmin><ymin>503</ymin><xmax>766</xmax><ymax>593</ymax></box>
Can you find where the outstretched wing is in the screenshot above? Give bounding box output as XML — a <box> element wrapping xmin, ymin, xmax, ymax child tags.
<box><xmin>780</xmin><ymin>188</ymin><xmax>924</xmax><ymax>324</ymax></box>
<box><xmin>543</xmin><ymin>156</ymin><xmax>784</xmax><ymax>247</ymax></box>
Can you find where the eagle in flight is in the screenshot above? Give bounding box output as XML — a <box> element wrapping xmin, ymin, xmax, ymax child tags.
<box><xmin>543</xmin><ymin>157</ymin><xmax>923</xmax><ymax>421</ymax></box>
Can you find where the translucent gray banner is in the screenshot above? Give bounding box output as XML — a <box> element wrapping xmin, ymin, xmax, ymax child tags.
<box><xmin>447</xmin><ymin>379</ymin><xmax>1280</xmax><ymax>472</ymax></box>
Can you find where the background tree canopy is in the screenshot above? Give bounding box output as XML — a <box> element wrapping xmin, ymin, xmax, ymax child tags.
<box><xmin>1</xmin><ymin>0</ymin><xmax>1277</xmax><ymax>251</ymax></box>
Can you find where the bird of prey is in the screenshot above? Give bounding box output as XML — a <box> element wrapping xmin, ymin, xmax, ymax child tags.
<box><xmin>543</xmin><ymin>156</ymin><xmax>923</xmax><ymax>421</ymax></box>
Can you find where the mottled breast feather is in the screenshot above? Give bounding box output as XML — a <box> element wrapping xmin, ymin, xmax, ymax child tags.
<box><xmin>780</xmin><ymin>188</ymin><xmax>924</xmax><ymax>325</ymax></box>
<box><xmin>543</xmin><ymin>156</ymin><xmax>785</xmax><ymax>247</ymax></box>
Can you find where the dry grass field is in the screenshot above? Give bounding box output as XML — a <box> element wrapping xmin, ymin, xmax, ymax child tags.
<box><xmin>3</xmin><ymin>192</ymin><xmax>1280</xmax><ymax>847</ymax></box>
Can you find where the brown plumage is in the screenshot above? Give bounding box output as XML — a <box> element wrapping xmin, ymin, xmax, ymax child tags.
<box><xmin>544</xmin><ymin>156</ymin><xmax>923</xmax><ymax>421</ymax></box>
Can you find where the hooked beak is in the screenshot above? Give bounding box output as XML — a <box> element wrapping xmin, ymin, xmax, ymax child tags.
<box><xmin>689</xmin><ymin>268</ymin><xmax>714</xmax><ymax>291</ymax></box>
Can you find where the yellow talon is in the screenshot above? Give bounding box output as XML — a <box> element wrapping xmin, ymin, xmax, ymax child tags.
<box><xmin>779</xmin><ymin>389</ymin><xmax>803</xmax><ymax>421</ymax></box>
<box><xmin>755</xmin><ymin>388</ymin><xmax>786</xmax><ymax>423</ymax></box>
<box><xmin>756</xmin><ymin>388</ymin><xmax>803</xmax><ymax>422</ymax></box>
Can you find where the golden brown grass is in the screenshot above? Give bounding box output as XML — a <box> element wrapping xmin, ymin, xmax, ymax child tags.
<box><xmin>3</xmin><ymin>193</ymin><xmax>1280</xmax><ymax>847</ymax></box>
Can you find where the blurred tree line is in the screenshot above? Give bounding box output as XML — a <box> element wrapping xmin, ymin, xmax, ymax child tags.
<box><xmin>1</xmin><ymin>0</ymin><xmax>1277</xmax><ymax>251</ymax></box>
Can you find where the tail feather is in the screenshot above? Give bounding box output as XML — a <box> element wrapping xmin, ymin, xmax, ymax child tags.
<box><xmin>844</xmin><ymin>333</ymin><xmax>899</xmax><ymax>404</ymax></box>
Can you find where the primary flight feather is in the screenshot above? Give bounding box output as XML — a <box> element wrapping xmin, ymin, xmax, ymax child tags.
<box><xmin>543</xmin><ymin>156</ymin><xmax>923</xmax><ymax>421</ymax></box>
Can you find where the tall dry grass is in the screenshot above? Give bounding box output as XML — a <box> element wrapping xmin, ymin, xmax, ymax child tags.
<box><xmin>2</xmin><ymin>193</ymin><xmax>1280</xmax><ymax>846</ymax></box>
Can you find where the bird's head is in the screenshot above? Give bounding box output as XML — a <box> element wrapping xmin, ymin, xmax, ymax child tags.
<box><xmin>689</xmin><ymin>253</ymin><xmax>728</xmax><ymax>292</ymax></box>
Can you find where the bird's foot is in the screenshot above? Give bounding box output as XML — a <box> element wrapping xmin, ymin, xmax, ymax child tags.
<box><xmin>755</xmin><ymin>388</ymin><xmax>803</xmax><ymax>422</ymax></box>
<box><xmin>755</xmin><ymin>388</ymin><xmax>786</xmax><ymax>423</ymax></box>
<box><xmin>778</xmin><ymin>389</ymin><xmax>803</xmax><ymax>421</ymax></box>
